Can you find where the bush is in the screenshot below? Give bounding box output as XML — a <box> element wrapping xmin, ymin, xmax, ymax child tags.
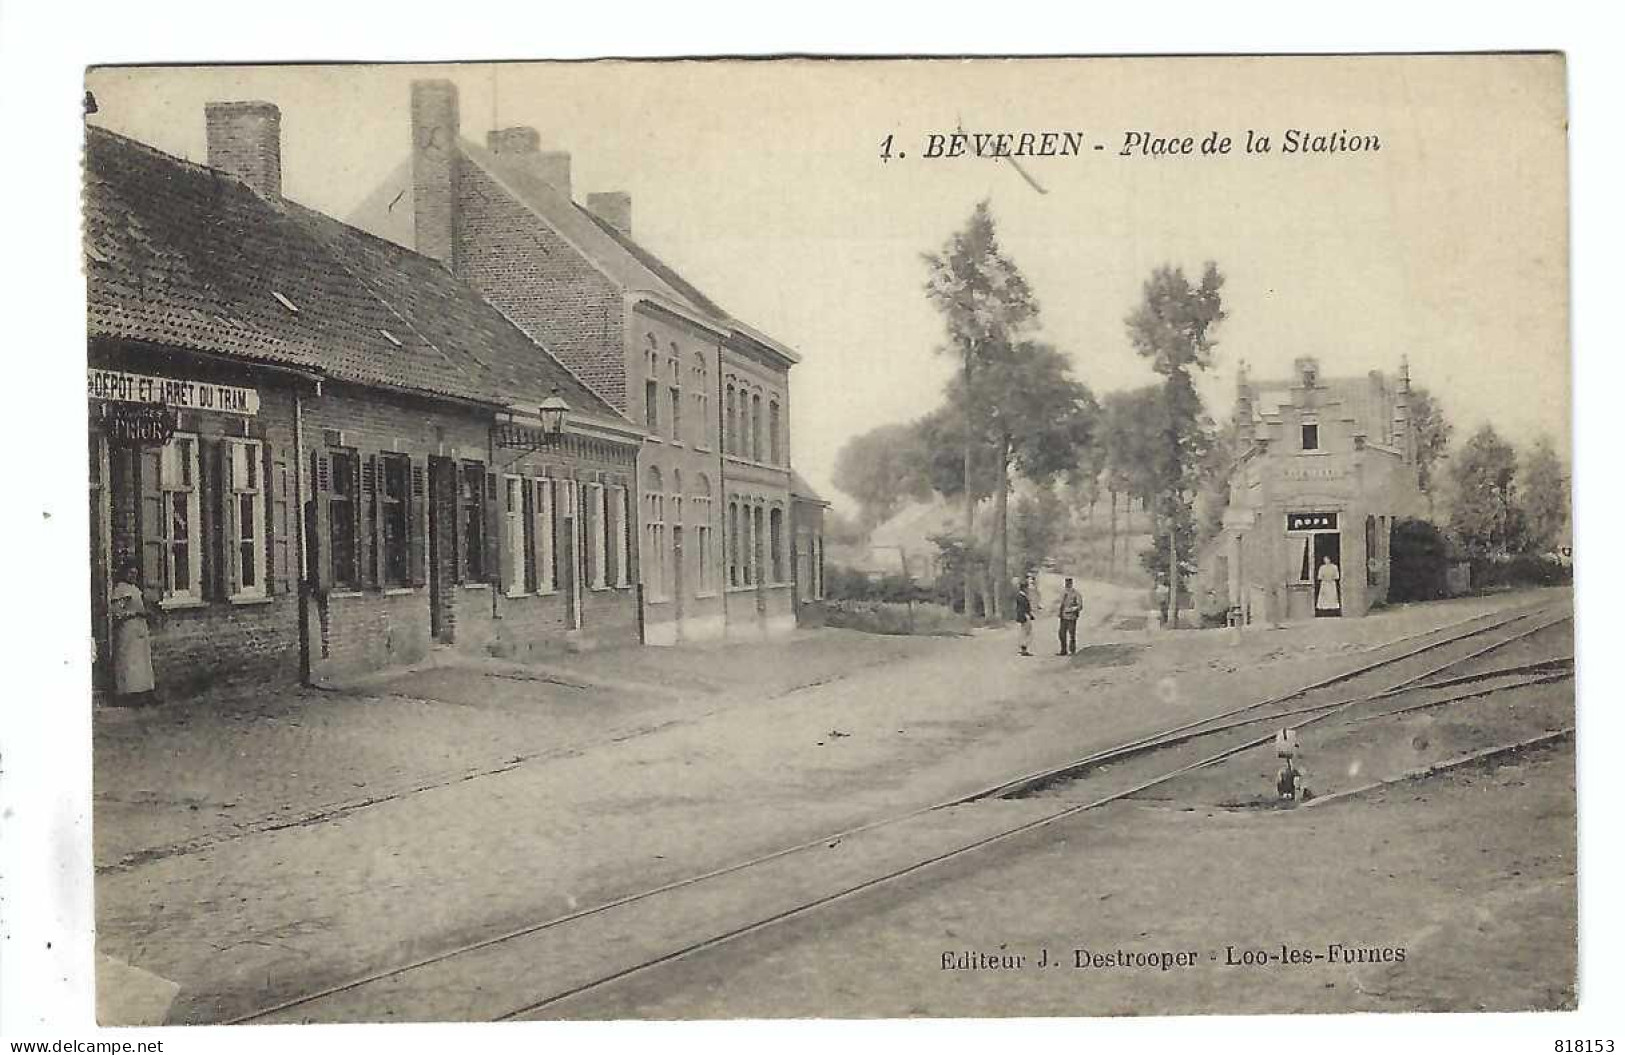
<box><xmin>820</xmin><ymin>600</ymin><xmax>973</xmax><ymax>636</ymax></box>
<box><xmin>1389</xmin><ymin>518</ymin><xmax>1450</xmax><ymax>602</ymax></box>
<box><xmin>1470</xmin><ymin>554</ymin><xmax>1574</xmax><ymax>590</ymax></box>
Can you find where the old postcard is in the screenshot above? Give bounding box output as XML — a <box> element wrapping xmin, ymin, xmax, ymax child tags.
<box><xmin>80</xmin><ymin>54</ymin><xmax>1572</xmax><ymax>1026</ymax></box>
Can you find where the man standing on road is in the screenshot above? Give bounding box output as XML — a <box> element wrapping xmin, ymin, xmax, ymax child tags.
<box><xmin>1057</xmin><ymin>577</ymin><xmax>1083</xmax><ymax>656</ymax></box>
<box><xmin>1015</xmin><ymin>579</ymin><xmax>1036</xmax><ymax>656</ymax></box>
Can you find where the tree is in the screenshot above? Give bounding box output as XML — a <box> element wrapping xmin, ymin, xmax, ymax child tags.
<box><xmin>1520</xmin><ymin>435</ymin><xmax>1570</xmax><ymax>554</ymax></box>
<box><xmin>1101</xmin><ymin>386</ymin><xmax>1164</xmax><ymax>573</ymax></box>
<box><xmin>955</xmin><ymin>340</ymin><xmax>1099</xmax><ymax>614</ymax></box>
<box><xmin>1407</xmin><ymin>386</ymin><xmax>1453</xmax><ymax>502</ymax></box>
<box><xmin>1448</xmin><ymin>424</ymin><xmax>1520</xmax><ymax>557</ymax></box>
<box><xmin>1124</xmin><ymin>263</ymin><xmax>1226</xmax><ymax>624</ymax></box>
<box><xmin>1011</xmin><ymin>485</ymin><xmax>1067</xmax><ymax>578</ymax></box>
<box><xmin>832</xmin><ymin>423</ymin><xmax>931</xmax><ymax>528</ymax></box>
<box><xmin>923</xmin><ymin>200</ymin><xmax>1038</xmax><ymax>615</ymax></box>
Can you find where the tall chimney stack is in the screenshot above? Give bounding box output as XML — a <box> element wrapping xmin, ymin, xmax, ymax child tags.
<box><xmin>411</xmin><ymin>80</ymin><xmax>461</xmax><ymax>269</ymax></box>
<box><xmin>587</xmin><ymin>192</ymin><xmax>632</xmax><ymax>237</ymax></box>
<box><xmin>205</xmin><ymin>101</ymin><xmax>283</xmax><ymax>200</ymax></box>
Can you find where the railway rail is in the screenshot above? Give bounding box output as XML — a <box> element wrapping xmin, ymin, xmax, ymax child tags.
<box><xmin>229</xmin><ymin>597</ymin><xmax>1573</xmax><ymax>1024</ymax></box>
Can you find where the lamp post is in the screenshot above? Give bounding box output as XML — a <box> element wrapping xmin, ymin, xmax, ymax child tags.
<box><xmin>538</xmin><ymin>388</ymin><xmax>570</xmax><ymax>440</ymax></box>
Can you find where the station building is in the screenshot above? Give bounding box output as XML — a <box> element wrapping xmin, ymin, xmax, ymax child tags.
<box><xmin>347</xmin><ymin>80</ymin><xmax>818</xmax><ymax>644</ymax></box>
<box><xmin>1200</xmin><ymin>356</ymin><xmax>1428</xmax><ymax>624</ymax></box>
<box><xmin>86</xmin><ymin>104</ymin><xmax>643</xmax><ymax>699</ymax></box>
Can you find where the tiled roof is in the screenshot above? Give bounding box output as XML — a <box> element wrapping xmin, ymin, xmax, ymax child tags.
<box><xmin>85</xmin><ymin>125</ymin><xmax>625</xmax><ymax>425</ymax></box>
<box><xmin>462</xmin><ymin>140</ymin><xmax>736</xmax><ymax>326</ymax></box>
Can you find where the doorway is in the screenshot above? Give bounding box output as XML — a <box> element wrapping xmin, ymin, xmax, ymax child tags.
<box><xmin>1313</xmin><ymin>531</ymin><xmax>1342</xmax><ymax>616</ymax></box>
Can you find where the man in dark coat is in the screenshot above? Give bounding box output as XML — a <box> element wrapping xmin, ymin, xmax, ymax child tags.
<box><xmin>1057</xmin><ymin>577</ymin><xmax>1083</xmax><ymax>655</ymax></box>
<box><xmin>1015</xmin><ymin>579</ymin><xmax>1035</xmax><ymax>656</ymax></box>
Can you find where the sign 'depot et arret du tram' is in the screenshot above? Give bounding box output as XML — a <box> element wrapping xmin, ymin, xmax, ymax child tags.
<box><xmin>88</xmin><ymin>368</ymin><xmax>261</xmax><ymax>445</ymax></box>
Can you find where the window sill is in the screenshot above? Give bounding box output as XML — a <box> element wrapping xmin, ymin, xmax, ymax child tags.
<box><xmin>383</xmin><ymin>586</ymin><xmax>418</xmax><ymax>596</ymax></box>
<box><xmin>327</xmin><ymin>589</ymin><xmax>364</xmax><ymax>599</ymax></box>
<box><xmin>461</xmin><ymin>582</ymin><xmax>490</xmax><ymax>591</ymax></box>
<box><xmin>159</xmin><ymin>598</ymin><xmax>206</xmax><ymax>612</ymax></box>
<box><xmin>228</xmin><ymin>593</ymin><xmax>274</xmax><ymax>606</ymax></box>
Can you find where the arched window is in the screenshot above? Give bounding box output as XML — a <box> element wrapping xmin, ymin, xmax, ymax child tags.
<box><xmin>643</xmin><ymin>334</ymin><xmax>660</xmax><ymax>433</ymax></box>
<box><xmin>751</xmin><ymin>393</ymin><xmax>763</xmax><ymax>461</ymax></box>
<box><xmin>768</xmin><ymin>398</ymin><xmax>782</xmax><ymax>465</ymax></box>
<box><xmin>692</xmin><ymin>353</ymin><xmax>709</xmax><ymax>449</ymax></box>
<box><xmin>725</xmin><ymin>383</ymin><xmax>737</xmax><ymax>456</ymax></box>
<box><xmin>769</xmin><ymin>506</ymin><xmax>785</xmax><ymax>583</ymax></box>
<box><xmin>727</xmin><ymin>500</ymin><xmax>740</xmax><ymax>587</ymax></box>
<box><xmin>644</xmin><ymin>466</ymin><xmax>665</xmax><ymax>601</ymax></box>
<box><xmin>751</xmin><ymin>504</ymin><xmax>765</xmax><ymax>585</ymax></box>
<box><xmin>693</xmin><ymin>475</ymin><xmax>713</xmax><ymax>593</ymax></box>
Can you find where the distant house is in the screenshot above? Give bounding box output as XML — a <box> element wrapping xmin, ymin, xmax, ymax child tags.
<box><xmin>1199</xmin><ymin>356</ymin><xmax>1428</xmax><ymax>623</ymax></box>
<box><xmin>348</xmin><ymin>80</ymin><xmax>816</xmax><ymax>643</ymax></box>
<box><xmin>86</xmin><ymin>104</ymin><xmax>642</xmax><ymax>698</ymax></box>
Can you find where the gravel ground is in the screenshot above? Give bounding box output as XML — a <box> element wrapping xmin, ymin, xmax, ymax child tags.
<box><xmin>92</xmin><ymin>587</ymin><xmax>1570</xmax><ymax>1023</ymax></box>
<box><xmin>544</xmin><ymin>731</ymin><xmax>1575</xmax><ymax>1018</ymax></box>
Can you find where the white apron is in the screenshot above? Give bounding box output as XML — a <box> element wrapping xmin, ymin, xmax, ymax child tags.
<box><xmin>1316</xmin><ymin>564</ymin><xmax>1341</xmax><ymax>611</ymax></box>
<box><xmin>110</xmin><ymin>582</ymin><xmax>156</xmax><ymax>695</ymax></box>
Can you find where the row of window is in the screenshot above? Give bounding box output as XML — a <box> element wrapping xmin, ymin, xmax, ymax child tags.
<box><xmin>642</xmin><ymin>338</ymin><xmax>713</xmax><ymax>451</ymax></box>
<box><xmin>313</xmin><ymin>449</ymin><xmax>635</xmax><ymax>598</ymax></box>
<box><xmin>143</xmin><ymin>433</ymin><xmax>274</xmax><ymax>605</ymax></box>
<box><xmin>724</xmin><ymin>382</ymin><xmax>781</xmax><ymax>465</ymax></box>
<box><xmin>119</xmin><ymin>432</ymin><xmax>784</xmax><ymax>608</ymax></box>
<box><xmin>639</xmin><ymin>333</ymin><xmax>785</xmax><ymax>465</ymax></box>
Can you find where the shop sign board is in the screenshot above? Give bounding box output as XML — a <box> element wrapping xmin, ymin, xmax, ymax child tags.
<box><xmin>88</xmin><ymin>368</ymin><xmax>260</xmax><ymax>416</ymax></box>
<box><xmin>100</xmin><ymin>401</ymin><xmax>176</xmax><ymax>446</ymax></box>
<box><xmin>1286</xmin><ymin>512</ymin><xmax>1339</xmax><ymax>532</ymax></box>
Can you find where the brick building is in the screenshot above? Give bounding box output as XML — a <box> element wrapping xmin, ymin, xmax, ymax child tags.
<box><xmin>86</xmin><ymin>104</ymin><xmax>643</xmax><ymax>699</ymax></box>
<box><xmin>1199</xmin><ymin>356</ymin><xmax>1428</xmax><ymax>624</ymax></box>
<box><xmin>348</xmin><ymin>80</ymin><xmax>815</xmax><ymax>643</ymax></box>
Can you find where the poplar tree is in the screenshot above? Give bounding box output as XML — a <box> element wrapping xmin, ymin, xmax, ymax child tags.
<box><xmin>1125</xmin><ymin>263</ymin><xmax>1226</xmax><ymax>626</ymax></box>
<box><xmin>923</xmin><ymin>201</ymin><xmax>1038</xmax><ymax>615</ymax></box>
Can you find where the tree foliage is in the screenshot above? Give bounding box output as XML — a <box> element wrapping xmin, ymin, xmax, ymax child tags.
<box><xmin>1124</xmin><ymin>263</ymin><xmax>1226</xmax><ymax>620</ymax></box>
<box><xmin>1407</xmin><ymin>386</ymin><xmax>1453</xmax><ymax>492</ymax></box>
<box><xmin>1519</xmin><ymin>435</ymin><xmax>1570</xmax><ymax>554</ymax></box>
<box><xmin>832</xmin><ymin>423</ymin><xmax>931</xmax><ymax>528</ymax></box>
<box><xmin>1448</xmin><ymin>424</ymin><xmax>1522</xmax><ymax>557</ymax></box>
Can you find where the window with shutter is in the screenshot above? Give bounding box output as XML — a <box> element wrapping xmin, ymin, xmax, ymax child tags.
<box><xmin>225</xmin><ymin>438</ymin><xmax>266</xmax><ymax>600</ymax></box>
<box><xmin>328</xmin><ymin>449</ymin><xmax>360</xmax><ymax>590</ymax></box>
<box><xmin>155</xmin><ymin>434</ymin><xmax>203</xmax><ymax>603</ymax></box>
<box><xmin>503</xmin><ymin>475</ymin><xmax>526</xmax><ymax>597</ymax></box>
<box><xmin>270</xmin><ymin>445</ymin><xmax>290</xmax><ymax>594</ymax></box>
<box><xmin>379</xmin><ymin>454</ymin><xmax>409</xmax><ymax>588</ymax></box>
<box><xmin>456</xmin><ymin>462</ymin><xmax>486</xmax><ymax>583</ymax></box>
<box><xmin>535</xmin><ymin>477</ymin><xmax>556</xmax><ymax>593</ymax></box>
<box><xmin>308</xmin><ymin>449</ymin><xmax>333</xmax><ymax>594</ymax></box>
<box><xmin>407</xmin><ymin>461</ymin><xmax>428</xmax><ymax>587</ymax></box>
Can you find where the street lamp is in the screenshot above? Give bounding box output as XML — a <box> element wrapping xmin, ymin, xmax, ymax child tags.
<box><xmin>538</xmin><ymin>388</ymin><xmax>570</xmax><ymax>439</ymax></box>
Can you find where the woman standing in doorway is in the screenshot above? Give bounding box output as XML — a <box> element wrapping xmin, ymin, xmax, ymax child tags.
<box><xmin>1316</xmin><ymin>555</ymin><xmax>1342</xmax><ymax>616</ymax></box>
<box><xmin>109</xmin><ymin>562</ymin><xmax>156</xmax><ymax>706</ymax></box>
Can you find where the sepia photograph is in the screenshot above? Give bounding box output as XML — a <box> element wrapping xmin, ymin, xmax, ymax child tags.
<box><xmin>71</xmin><ymin>52</ymin><xmax>1575</xmax><ymax>1028</ymax></box>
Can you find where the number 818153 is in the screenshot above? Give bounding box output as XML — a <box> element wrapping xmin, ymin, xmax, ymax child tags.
<box><xmin>1556</xmin><ymin>1041</ymin><xmax>1614</xmax><ymax>1053</ymax></box>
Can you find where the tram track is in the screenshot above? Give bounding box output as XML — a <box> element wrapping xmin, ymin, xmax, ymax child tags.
<box><xmin>227</xmin><ymin>598</ymin><xmax>1573</xmax><ymax>1024</ymax></box>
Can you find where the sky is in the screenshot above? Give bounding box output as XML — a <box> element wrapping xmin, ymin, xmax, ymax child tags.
<box><xmin>86</xmin><ymin>56</ymin><xmax>1570</xmax><ymax>513</ymax></box>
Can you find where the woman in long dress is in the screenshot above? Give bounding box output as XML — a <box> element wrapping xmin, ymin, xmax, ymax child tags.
<box><xmin>1315</xmin><ymin>555</ymin><xmax>1342</xmax><ymax>615</ymax></box>
<box><xmin>109</xmin><ymin>562</ymin><xmax>156</xmax><ymax>706</ymax></box>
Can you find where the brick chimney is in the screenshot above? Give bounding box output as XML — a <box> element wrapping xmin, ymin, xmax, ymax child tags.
<box><xmin>205</xmin><ymin>101</ymin><xmax>282</xmax><ymax>200</ymax></box>
<box><xmin>586</xmin><ymin>192</ymin><xmax>632</xmax><ymax>237</ymax></box>
<box><xmin>486</xmin><ymin>126</ymin><xmax>572</xmax><ymax>199</ymax></box>
<box><xmin>411</xmin><ymin>80</ymin><xmax>461</xmax><ymax>268</ymax></box>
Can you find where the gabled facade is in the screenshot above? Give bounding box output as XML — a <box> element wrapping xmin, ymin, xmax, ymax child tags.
<box><xmin>86</xmin><ymin>105</ymin><xmax>644</xmax><ymax>699</ymax></box>
<box><xmin>348</xmin><ymin>80</ymin><xmax>810</xmax><ymax>643</ymax></box>
<box><xmin>1200</xmin><ymin>356</ymin><xmax>1428</xmax><ymax>623</ymax></box>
